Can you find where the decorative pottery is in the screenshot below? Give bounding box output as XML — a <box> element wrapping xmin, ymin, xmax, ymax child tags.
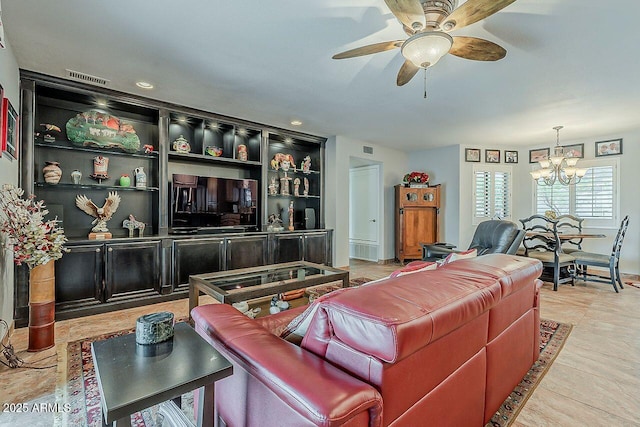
<box><xmin>66</xmin><ymin>110</ymin><xmax>141</xmax><ymax>153</ymax></box>
<box><xmin>237</xmin><ymin>144</ymin><xmax>248</xmax><ymax>161</ymax></box>
<box><xmin>205</xmin><ymin>146</ymin><xmax>223</xmax><ymax>157</ymax></box>
<box><xmin>120</xmin><ymin>174</ymin><xmax>131</xmax><ymax>187</ymax></box>
<box><xmin>135</xmin><ymin>312</ymin><xmax>175</xmax><ymax>345</ymax></box>
<box><xmin>43</xmin><ymin>161</ymin><xmax>62</xmax><ymax>184</ymax></box>
<box><xmin>28</xmin><ymin>261</ymin><xmax>56</xmax><ymax>352</ymax></box>
<box><xmin>71</xmin><ymin>169</ymin><xmax>82</xmax><ymax>185</ymax></box>
<box><xmin>294</xmin><ymin>178</ymin><xmax>301</xmax><ymax>197</ymax></box>
<box><xmin>135</xmin><ymin>167</ymin><xmax>147</xmax><ymax>188</ymax></box>
<box><xmin>91</xmin><ymin>156</ymin><xmax>109</xmax><ymax>181</ymax></box>
<box><xmin>172</xmin><ymin>135</ymin><xmax>191</xmax><ymax>153</ymax></box>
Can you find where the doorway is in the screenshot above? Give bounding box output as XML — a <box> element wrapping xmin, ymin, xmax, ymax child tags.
<box><xmin>349</xmin><ymin>160</ymin><xmax>381</xmax><ymax>262</ymax></box>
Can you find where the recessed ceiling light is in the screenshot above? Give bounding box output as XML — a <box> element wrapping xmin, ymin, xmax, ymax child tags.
<box><xmin>290</xmin><ymin>120</ymin><xmax>303</xmax><ymax>126</ymax></box>
<box><xmin>136</xmin><ymin>81</ymin><xmax>154</xmax><ymax>89</ymax></box>
<box><xmin>95</xmin><ymin>99</ymin><xmax>108</xmax><ymax>107</ymax></box>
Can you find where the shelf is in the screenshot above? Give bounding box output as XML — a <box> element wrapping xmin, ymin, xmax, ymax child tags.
<box><xmin>267</xmin><ymin>194</ymin><xmax>320</xmax><ymax>199</ymax></box>
<box><xmin>35</xmin><ymin>182</ymin><xmax>159</xmax><ymax>192</ymax></box>
<box><xmin>35</xmin><ymin>141</ymin><xmax>158</xmax><ymax>159</ymax></box>
<box><xmin>168</xmin><ymin>151</ymin><xmax>261</xmax><ymax>166</ymax></box>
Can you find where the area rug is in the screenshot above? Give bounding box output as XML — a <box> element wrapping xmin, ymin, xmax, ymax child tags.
<box><xmin>624</xmin><ymin>281</ymin><xmax>640</xmax><ymax>289</ymax></box>
<box><xmin>62</xmin><ymin>319</ymin><xmax>571</xmax><ymax>427</ymax></box>
<box><xmin>349</xmin><ymin>276</ymin><xmax>373</xmax><ymax>286</ymax></box>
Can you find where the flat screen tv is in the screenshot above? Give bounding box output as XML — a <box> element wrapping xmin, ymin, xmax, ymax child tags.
<box><xmin>170</xmin><ymin>174</ymin><xmax>258</xmax><ymax>232</ymax></box>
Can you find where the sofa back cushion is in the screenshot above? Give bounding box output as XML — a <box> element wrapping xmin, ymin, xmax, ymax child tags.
<box><xmin>301</xmin><ymin>254</ymin><xmax>542</xmax><ymax>364</ymax></box>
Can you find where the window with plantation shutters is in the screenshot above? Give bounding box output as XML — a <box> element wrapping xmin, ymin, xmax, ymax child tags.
<box><xmin>533</xmin><ymin>159</ymin><xmax>618</xmax><ymax>226</ymax></box>
<box><xmin>473</xmin><ymin>165</ymin><xmax>512</xmax><ymax>223</ymax></box>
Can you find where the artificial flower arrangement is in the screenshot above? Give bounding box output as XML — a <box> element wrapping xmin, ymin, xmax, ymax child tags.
<box><xmin>0</xmin><ymin>184</ymin><xmax>67</xmax><ymax>268</ymax></box>
<box><xmin>402</xmin><ymin>171</ymin><xmax>430</xmax><ymax>185</ymax></box>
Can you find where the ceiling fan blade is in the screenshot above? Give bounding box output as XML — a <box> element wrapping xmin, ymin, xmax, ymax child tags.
<box><xmin>332</xmin><ymin>41</ymin><xmax>402</xmax><ymax>59</ymax></box>
<box><xmin>450</xmin><ymin>37</ymin><xmax>507</xmax><ymax>61</ymax></box>
<box><xmin>442</xmin><ymin>0</ymin><xmax>517</xmax><ymax>31</ymax></box>
<box><xmin>397</xmin><ymin>60</ymin><xmax>420</xmax><ymax>86</ymax></box>
<box><xmin>384</xmin><ymin>0</ymin><xmax>426</xmax><ymax>32</ymax></box>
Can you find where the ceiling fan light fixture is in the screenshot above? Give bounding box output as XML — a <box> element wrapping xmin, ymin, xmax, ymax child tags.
<box><xmin>401</xmin><ymin>31</ymin><xmax>453</xmax><ymax>68</ymax></box>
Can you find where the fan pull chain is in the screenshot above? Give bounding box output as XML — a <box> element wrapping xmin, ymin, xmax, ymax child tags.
<box><xmin>423</xmin><ymin>68</ymin><xmax>428</xmax><ymax>99</ymax></box>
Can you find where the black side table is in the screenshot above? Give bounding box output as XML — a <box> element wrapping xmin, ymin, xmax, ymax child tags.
<box><xmin>91</xmin><ymin>322</ymin><xmax>233</xmax><ymax>427</ymax></box>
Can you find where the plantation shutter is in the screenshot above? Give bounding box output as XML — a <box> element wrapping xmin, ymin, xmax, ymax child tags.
<box><xmin>535</xmin><ymin>182</ymin><xmax>570</xmax><ymax>215</ymax></box>
<box><xmin>473</xmin><ymin>166</ymin><xmax>512</xmax><ymax>221</ymax></box>
<box><xmin>575</xmin><ymin>165</ymin><xmax>614</xmax><ymax>218</ymax></box>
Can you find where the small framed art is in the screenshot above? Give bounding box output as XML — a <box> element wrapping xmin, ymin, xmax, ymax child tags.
<box><xmin>0</xmin><ymin>84</ymin><xmax>3</xmax><ymax>158</ymax></box>
<box><xmin>465</xmin><ymin>148</ymin><xmax>480</xmax><ymax>162</ymax></box>
<box><xmin>562</xmin><ymin>143</ymin><xmax>584</xmax><ymax>158</ymax></box>
<box><xmin>485</xmin><ymin>149</ymin><xmax>500</xmax><ymax>163</ymax></box>
<box><xmin>504</xmin><ymin>150</ymin><xmax>518</xmax><ymax>163</ymax></box>
<box><xmin>2</xmin><ymin>97</ymin><xmax>18</xmax><ymax>160</ymax></box>
<box><xmin>529</xmin><ymin>147</ymin><xmax>550</xmax><ymax>164</ymax></box>
<box><xmin>595</xmin><ymin>139</ymin><xmax>622</xmax><ymax>157</ymax></box>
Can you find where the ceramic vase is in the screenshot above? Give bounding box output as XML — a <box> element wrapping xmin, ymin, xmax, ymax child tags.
<box><xmin>120</xmin><ymin>174</ymin><xmax>131</xmax><ymax>187</ymax></box>
<box><xmin>28</xmin><ymin>261</ymin><xmax>55</xmax><ymax>352</ymax></box>
<box><xmin>237</xmin><ymin>144</ymin><xmax>248</xmax><ymax>161</ymax></box>
<box><xmin>135</xmin><ymin>167</ymin><xmax>147</xmax><ymax>188</ymax></box>
<box><xmin>70</xmin><ymin>169</ymin><xmax>82</xmax><ymax>184</ymax></box>
<box><xmin>43</xmin><ymin>161</ymin><xmax>62</xmax><ymax>184</ymax></box>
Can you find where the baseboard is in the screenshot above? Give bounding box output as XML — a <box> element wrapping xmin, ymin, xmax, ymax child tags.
<box><xmin>377</xmin><ymin>258</ymin><xmax>396</xmax><ymax>265</ymax></box>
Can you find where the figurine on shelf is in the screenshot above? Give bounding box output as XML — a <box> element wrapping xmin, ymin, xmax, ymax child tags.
<box><xmin>75</xmin><ymin>191</ymin><xmax>121</xmax><ymax>239</ymax></box>
<box><xmin>266</xmin><ymin>213</ymin><xmax>284</xmax><ymax>232</ymax></box>
<box><xmin>123</xmin><ymin>214</ymin><xmax>146</xmax><ymax>238</ymax></box>
<box><xmin>237</xmin><ymin>144</ymin><xmax>248</xmax><ymax>161</ymax></box>
<box><xmin>268</xmin><ymin>176</ymin><xmax>279</xmax><ymax>196</ymax></box>
<box><xmin>36</xmin><ymin>123</ymin><xmax>62</xmax><ymax>143</ymax></box>
<box><xmin>71</xmin><ymin>169</ymin><xmax>82</xmax><ymax>185</ymax></box>
<box><xmin>293</xmin><ymin>177</ymin><xmax>301</xmax><ymax>197</ymax></box>
<box><xmin>143</xmin><ymin>144</ymin><xmax>154</xmax><ymax>154</ymax></box>
<box><xmin>288</xmin><ymin>200</ymin><xmax>294</xmax><ymax>231</ymax></box>
<box><xmin>270</xmin><ymin>153</ymin><xmax>295</xmax><ymax>171</ymax></box>
<box><xmin>301</xmin><ymin>156</ymin><xmax>311</xmax><ymax>174</ymax></box>
<box><xmin>280</xmin><ymin>175</ymin><xmax>291</xmax><ymax>196</ymax></box>
<box><xmin>90</xmin><ymin>156</ymin><xmax>109</xmax><ymax>183</ymax></box>
<box><xmin>303</xmin><ymin>177</ymin><xmax>309</xmax><ymax>196</ymax></box>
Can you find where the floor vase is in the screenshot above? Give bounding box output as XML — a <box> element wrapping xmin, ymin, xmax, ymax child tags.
<box><xmin>28</xmin><ymin>261</ymin><xmax>56</xmax><ymax>351</ymax></box>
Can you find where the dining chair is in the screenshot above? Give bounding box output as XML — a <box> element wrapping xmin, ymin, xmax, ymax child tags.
<box><xmin>572</xmin><ymin>215</ymin><xmax>630</xmax><ymax>293</ymax></box>
<box><xmin>519</xmin><ymin>214</ymin><xmax>576</xmax><ymax>291</ymax></box>
<box><xmin>555</xmin><ymin>214</ymin><xmax>584</xmax><ymax>253</ymax></box>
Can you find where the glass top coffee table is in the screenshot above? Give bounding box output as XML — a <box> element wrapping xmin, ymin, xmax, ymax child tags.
<box><xmin>189</xmin><ymin>261</ymin><xmax>349</xmax><ymax>318</ymax></box>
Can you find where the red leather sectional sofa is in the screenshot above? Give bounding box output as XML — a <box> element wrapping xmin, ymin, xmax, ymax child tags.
<box><xmin>192</xmin><ymin>254</ymin><xmax>543</xmax><ymax>426</ymax></box>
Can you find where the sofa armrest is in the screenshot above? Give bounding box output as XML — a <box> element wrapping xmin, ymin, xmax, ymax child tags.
<box><xmin>192</xmin><ymin>304</ymin><xmax>383</xmax><ymax>427</ymax></box>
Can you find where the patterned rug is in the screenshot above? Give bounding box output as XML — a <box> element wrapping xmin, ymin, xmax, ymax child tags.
<box><xmin>61</xmin><ymin>319</ymin><xmax>571</xmax><ymax>427</ymax></box>
<box><xmin>624</xmin><ymin>281</ymin><xmax>640</xmax><ymax>289</ymax></box>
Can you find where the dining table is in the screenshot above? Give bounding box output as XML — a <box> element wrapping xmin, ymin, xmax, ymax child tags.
<box><xmin>525</xmin><ymin>231</ymin><xmax>606</xmax><ymax>241</ymax></box>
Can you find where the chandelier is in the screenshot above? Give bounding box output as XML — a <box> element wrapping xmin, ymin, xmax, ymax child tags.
<box><xmin>530</xmin><ymin>126</ymin><xmax>588</xmax><ymax>186</ymax></box>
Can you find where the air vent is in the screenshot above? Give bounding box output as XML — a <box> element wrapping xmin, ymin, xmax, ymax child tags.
<box><xmin>363</xmin><ymin>146</ymin><xmax>373</xmax><ymax>154</ymax></box>
<box><xmin>65</xmin><ymin>69</ymin><xmax>110</xmax><ymax>86</ymax></box>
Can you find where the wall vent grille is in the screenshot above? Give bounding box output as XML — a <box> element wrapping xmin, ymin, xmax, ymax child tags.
<box><xmin>349</xmin><ymin>242</ymin><xmax>378</xmax><ymax>262</ymax></box>
<box><xmin>65</xmin><ymin>69</ymin><xmax>110</xmax><ymax>86</ymax></box>
<box><xmin>363</xmin><ymin>146</ymin><xmax>373</xmax><ymax>154</ymax></box>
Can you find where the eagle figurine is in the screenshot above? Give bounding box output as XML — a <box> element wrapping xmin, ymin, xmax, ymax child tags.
<box><xmin>75</xmin><ymin>191</ymin><xmax>121</xmax><ymax>233</ymax></box>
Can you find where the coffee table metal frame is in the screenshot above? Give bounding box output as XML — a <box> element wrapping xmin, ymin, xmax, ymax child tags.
<box><xmin>91</xmin><ymin>322</ymin><xmax>233</xmax><ymax>427</ymax></box>
<box><xmin>189</xmin><ymin>261</ymin><xmax>349</xmax><ymax>319</ymax></box>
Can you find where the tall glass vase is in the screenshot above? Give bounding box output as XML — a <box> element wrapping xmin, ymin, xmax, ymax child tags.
<box><xmin>28</xmin><ymin>260</ymin><xmax>56</xmax><ymax>352</ymax></box>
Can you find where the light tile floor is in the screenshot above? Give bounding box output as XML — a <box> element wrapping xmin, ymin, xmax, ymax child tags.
<box><xmin>1</xmin><ymin>259</ymin><xmax>638</xmax><ymax>426</ymax></box>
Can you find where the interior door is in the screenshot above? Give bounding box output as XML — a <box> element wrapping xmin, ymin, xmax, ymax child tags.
<box><xmin>349</xmin><ymin>165</ymin><xmax>380</xmax><ymax>261</ymax></box>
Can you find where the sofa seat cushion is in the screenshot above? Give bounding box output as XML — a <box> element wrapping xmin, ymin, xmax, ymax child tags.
<box><xmin>302</xmin><ymin>255</ymin><xmax>542</xmax><ymax>364</ymax></box>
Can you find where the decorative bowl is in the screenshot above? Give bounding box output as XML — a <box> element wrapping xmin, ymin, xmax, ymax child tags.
<box><xmin>206</xmin><ymin>146</ymin><xmax>223</xmax><ymax>157</ymax></box>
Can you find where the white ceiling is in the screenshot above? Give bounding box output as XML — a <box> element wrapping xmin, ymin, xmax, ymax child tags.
<box><xmin>3</xmin><ymin>0</ymin><xmax>640</xmax><ymax>151</ymax></box>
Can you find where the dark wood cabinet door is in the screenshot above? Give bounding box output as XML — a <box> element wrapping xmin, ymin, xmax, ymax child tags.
<box><xmin>304</xmin><ymin>232</ymin><xmax>329</xmax><ymax>265</ymax></box>
<box><xmin>400</xmin><ymin>207</ymin><xmax>437</xmax><ymax>259</ymax></box>
<box><xmin>54</xmin><ymin>243</ymin><xmax>104</xmax><ymax>310</ymax></box>
<box><xmin>226</xmin><ymin>235</ymin><xmax>268</xmax><ymax>270</ymax></box>
<box><xmin>173</xmin><ymin>238</ymin><xmax>225</xmax><ymax>289</ymax></box>
<box><xmin>104</xmin><ymin>240</ymin><xmax>162</xmax><ymax>302</ymax></box>
<box><xmin>274</xmin><ymin>234</ymin><xmax>304</xmax><ymax>264</ymax></box>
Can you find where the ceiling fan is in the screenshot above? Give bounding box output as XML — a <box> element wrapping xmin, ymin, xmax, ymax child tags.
<box><xmin>333</xmin><ymin>0</ymin><xmax>517</xmax><ymax>87</ymax></box>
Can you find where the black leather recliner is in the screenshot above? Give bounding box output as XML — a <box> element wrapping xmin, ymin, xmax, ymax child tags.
<box><xmin>422</xmin><ymin>220</ymin><xmax>524</xmax><ymax>261</ymax></box>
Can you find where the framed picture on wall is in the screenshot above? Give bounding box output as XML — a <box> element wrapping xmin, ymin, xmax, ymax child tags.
<box><xmin>485</xmin><ymin>149</ymin><xmax>500</xmax><ymax>163</ymax></box>
<box><xmin>595</xmin><ymin>138</ymin><xmax>623</xmax><ymax>157</ymax></box>
<box><xmin>529</xmin><ymin>147</ymin><xmax>550</xmax><ymax>163</ymax></box>
<box><xmin>2</xmin><ymin>97</ymin><xmax>19</xmax><ymax>160</ymax></box>
<box><xmin>465</xmin><ymin>148</ymin><xmax>480</xmax><ymax>162</ymax></box>
<box><xmin>562</xmin><ymin>143</ymin><xmax>584</xmax><ymax>158</ymax></box>
<box><xmin>504</xmin><ymin>150</ymin><xmax>518</xmax><ymax>163</ymax></box>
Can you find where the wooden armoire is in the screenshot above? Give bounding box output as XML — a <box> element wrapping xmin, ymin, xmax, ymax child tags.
<box><xmin>395</xmin><ymin>184</ymin><xmax>441</xmax><ymax>262</ymax></box>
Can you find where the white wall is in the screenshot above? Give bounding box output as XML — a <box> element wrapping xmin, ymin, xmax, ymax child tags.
<box><xmin>326</xmin><ymin>136</ymin><xmax>407</xmax><ymax>268</ymax></box>
<box><xmin>0</xmin><ymin>39</ymin><xmax>21</xmax><ymax>336</ymax></box>
<box><xmin>408</xmin><ymin>145</ymin><xmax>461</xmax><ymax>246</ymax></box>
